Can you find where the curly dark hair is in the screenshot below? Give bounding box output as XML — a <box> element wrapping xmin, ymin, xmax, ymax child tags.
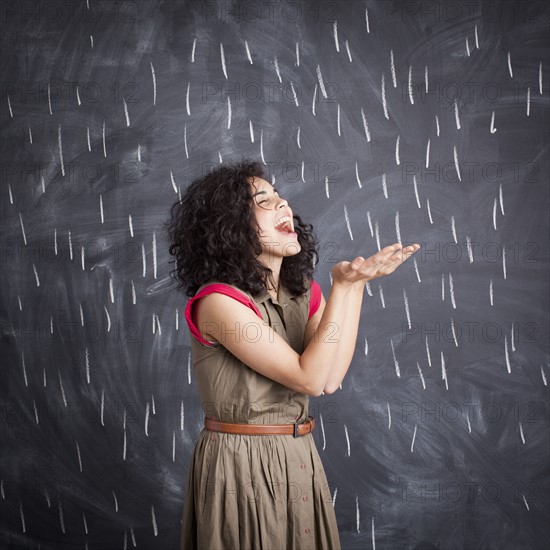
<box><xmin>166</xmin><ymin>158</ymin><xmax>319</xmax><ymax>298</ymax></box>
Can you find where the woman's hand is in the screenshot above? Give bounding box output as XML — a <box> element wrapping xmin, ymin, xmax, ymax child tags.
<box><xmin>331</xmin><ymin>243</ymin><xmax>420</xmax><ymax>287</ymax></box>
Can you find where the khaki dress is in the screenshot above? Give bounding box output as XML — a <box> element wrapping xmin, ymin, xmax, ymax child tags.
<box><xmin>180</xmin><ymin>279</ymin><xmax>341</xmax><ymax>550</ymax></box>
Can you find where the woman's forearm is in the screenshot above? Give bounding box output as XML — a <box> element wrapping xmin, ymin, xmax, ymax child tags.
<box><xmin>300</xmin><ymin>281</ymin><xmax>365</xmax><ymax>395</ymax></box>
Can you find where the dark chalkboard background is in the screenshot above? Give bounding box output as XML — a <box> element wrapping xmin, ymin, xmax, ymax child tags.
<box><xmin>1</xmin><ymin>0</ymin><xmax>549</xmax><ymax>548</ymax></box>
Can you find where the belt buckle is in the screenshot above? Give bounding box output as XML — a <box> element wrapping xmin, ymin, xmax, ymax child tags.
<box><xmin>293</xmin><ymin>416</ymin><xmax>310</xmax><ymax>438</ymax></box>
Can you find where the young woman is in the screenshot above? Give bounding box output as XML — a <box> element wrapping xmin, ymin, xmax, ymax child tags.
<box><xmin>167</xmin><ymin>159</ymin><xmax>419</xmax><ymax>549</ymax></box>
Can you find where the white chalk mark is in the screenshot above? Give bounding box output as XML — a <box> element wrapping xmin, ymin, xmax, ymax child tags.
<box><xmin>453</xmin><ymin>145</ymin><xmax>461</xmax><ymax>181</ymax></box>
<box><xmin>249</xmin><ymin>120</ymin><xmax>255</xmax><ymax>143</ymax></box>
<box><xmin>260</xmin><ymin>129</ymin><xmax>265</xmax><ymax>164</ymax></box>
<box><xmin>413</xmin><ymin>257</ymin><xmax>421</xmax><ymax>282</ymax></box>
<box><xmin>364</xmin><ymin>337</ymin><xmax>368</xmax><ymax>355</ymax></box>
<box><xmin>170</xmin><ymin>171</ymin><xmax>177</xmax><ymax>193</ymax></box>
<box><xmin>450</xmin><ymin>318</ymin><xmax>459</xmax><ymax>347</ymax></box>
<box><xmin>172</xmin><ymin>430</ymin><xmax>176</xmax><ymax>462</ymax></box>
<box><xmin>413</xmin><ymin>175</ymin><xmax>420</xmax><ymax>208</ymax></box>
<box><xmin>379</xmin><ymin>286</ymin><xmax>385</xmax><ymax>308</ymax></box>
<box><xmin>337</xmin><ymin>103</ymin><xmax>341</xmax><ymax>136</ymax></box>
<box><xmin>504</xmin><ymin>335</ymin><xmax>511</xmax><ymax>373</ymax></box>
<box><xmin>151</xmin><ymin>505</ymin><xmax>158</xmax><ymax>536</ymax></box>
<box><xmin>344</xmin><ymin>205</ymin><xmax>353</xmax><ymax>240</ymax></box>
<box><xmin>123</xmin><ymin>98</ymin><xmax>130</xmax><ymax>126</ymax></box>
<box><xmin>466</xmin><ymin>37</ymin><xmax>470</xmax><ymax>57</ymax></box>
<box><xmin>316</xmin><ymin>65</ymin><xmax>328</xmax><ymax>98</ymax></box>
<box><xmin>475</xmin><ymin>24</ymin><xmax>479</xmax><ymax>48</ymax></box>
<box><xmin>426</xmin><ymin>138</ymin><xmax>430</xmax><ymax>167</ymax></box>
<box><xmin>454</xmin><ymin>100</ymin><xmax>461</xmax><ymax>129</ymax></box>
<box><xmin>381</xmin><ymin>73</ymin><xmax>389</xmax><ymax>119</ymax></box>
<box><xmin>375</xmin><ymin>220</ymin><xmax>381</xmax><ymax>251</ymax></box>
<box><xmin>492</xmin><ymin>198</ymin><xmax>498</xmax><ymax>230</ymax></box>
<box><xmin>312</xmin><ymin>83</ymin><xmax>317</xmax><ymax>115</ymax></box>
<box><xmin>245</xmin><ymin>40</ymin><xmax>252</xmax><ymax>64</ymax></box>
<box><xmin>519</xmin><ymin>422</ymin><xmax>525</xmax><ymax>444</ymax></box>
<box><xmin>387</xmin><ymin>402</ymin><xmax>391</xmax><ymax>429</ymax></box>
<box><xmin>188</xmin><ymin>351</ymin><xmax>192</xmax><ymax>384</ymax></box>
<box><xmin>128</xmin><ymin>214</ymin><xmax>134</xmax><ymax>238</ymax></box>
<box><xmin>403</xmin><ymin>288</ymin><xmax>411</xmax><ymax>329</ymax></box>
<box><xmin>87</xmin><ymin>126</ymin><xmax>91</xmax><ymax>151</ymax></box>
<box><xmin>441</xmin><ymin>351</ymin><xmax>448</xmax><ymax>390</ymax></box>
<box><xmin>344</xmin><ymin>424</ymin><xmax>350</xmax><ymax>456</ymax></box>
<box><xmin>7</xmin><ymin>94</ymin><xmax>13</xmax><ymax>117</ymax></box>
<box><xmin>33</xmin><ymin>400</ymin><xmax>38</xmax><ymax>423</ymax></box>
<box><xmin>90</xmin><ymin>35</ymin><xmax>93</xmax><ymax>48</ymax></box>
<box><xmin>58</xmin><ymin>371</ymin><xmax>67</xmax><ymax>406</ymax></box>
<box><xmin>451</xmin><ymin>216</ymin><xmax>457</xmax><ymax>243</ymax></box>
<box><xmin>408</xmin><ymin>65</ymin><xmax>414</xmax><ymax>104</ymax></box>
<box><xmin>32</xmin><ymin>264</ymin><xmax>40</xmax><ymax>286</ymax></box>
<box><xmin>367</xmin><ymin>211</ymin><xmax>374</xmax><ymax>237</ymax></box>
<box><xmin>58</xmin><ymin>501</ymin><xmax>65</xmax><ymax>533</ymax></box>
<box><xmin>365</xmin><ymin>8</ymin><xmax>370</xmax><ymax>32</ymax></box>
<box><xmin>191</xmin><ymin>38</ymin><xmax>196</xmax><ymax>62</ymax></box>
<box><xmin>489</xmin><ymin>278</ymin><xmax>494</xmax><ymax>306</ymax></box>
<box><xmin>355</xmin><ymin>162</ymin><xmax>362</xmax><ymax>189</ymax></box>
<box><xmin>141</xmin><ymin>243</ymin><xmax>146</xmax><ymax>277</ymax></box>
<box><xmin>490</xmin><ymin>111</ymin><xmax>497</xmax><ymax>133</ymax></box>
<box><xmin>19</xmin><ymin>212</ymin><xmax>27</xmax><ymax>245</ymax></box>
<box><xmin>395</xmin><ymin>135</ymin><xmax>400</xmax><ymax>165</ymax></box>
<box><xmin>466</xmin><ymin>412</ymin><xmax>471</xmax><ymax>433</ymax></box>
<box><xmin>301</xmin><ymin>161</ymin><xmax>305</xmax><ymax>183</ymax></box>
<box><xmin>526</xmin><ymin>87</ymin><xmax>531</xmax><ymax>116</ymax></box>
<box><xmin>411</xmin><ymin>424</ymin><xmax>417</xmax><ymax>452</ymax></box>
<box><xmin>332</xmin><ymin>486</ymin><xmax>338</xmax><ymax>507</ymax></box>
<box><xmin>79</xmin><ymin>302</ymin><xmax>84</xmax><ymax>326</ymax></box>
<box><xmin>395</xmin><ymin>210</ymin><xmax>402</xmax><ymax>245</ymax></box>
<box><xmin>85</xmin><ymin>347</ymin><xmax>90</xmax><ymax>384</ymax></box>
<box><xmin>426</xmin><ymin>337</ymin><xmax>432</xmax><ymax>367</ymax></box>
<box><xmin>425</xmin><ymin>65</ymin><xmax>428</xmax><ymax>93</ymax></box>
<box><xmin>297</xmin><ymin>127</ymin><xmax>301</xmax><ymax>149</ymax></box>
<box><xmin>80</xmin><ymin>246</ymin><xmax>85</xmax><ymax>270</ymax></box>
<box><xmin>99</xmin><ymin>194</ymin><xmax>104</xmax><ymax>223</ymax></box>
<box><xmin>382</xmin><ymin>173</ymin><xmax>388</xmax><ymax>198</ymax></box>
<box><xmin>295</xmin><ymin>42</ymin><xmax>300</xmax><ymax>67</ymax></box>
<box><xmin>58</xmin><ymin>124</ymin><xmax>65</xmax><ymax>176</ymax></box>
<box><xmin>21</xmin><ymin>352</ymin><xmax>28</xmax><ymax>387</ymax></box>
<box><xmin>83</xmin><ymin>512</ymin><xmax>88</xmax><ymax>534</ymax></box>
<box><xmin>325</xmin><ymin>176</ymin><xmax>330</xmax><ymax>199</ymax></box>
<box><xmin>417</xmin><ymin>362</ymin><xmax>426</xmax><ymax>389</ymax></box>
<box><xmin>540</xmin><ymin>366</ymin><xmax>547</xmax><ymax>385</ymax></box>
<box><xmin>48</xmin><ymin>83</ymin><xmax>52</xmax><ymax>114</ymax></box>
<box><xmin>361</xmin><ymin>107</ymin><xmax>371</xmax><ymax>142</ymax></box>
<box><xmin>28</xmin><ymin>126</ymin><xmax>32</xmax><ymax>143</ymax></box>
<box><xmin>76</xmin><ymin>441</ymin><xmax>83</xmax><ymax>472</ymax></box>
<box><xmin>466</xmin><ymin>236</ymin><xmax>473</xmax><ymax>263</ymax></box>
<box><xmin>522</xmin><ymin>494</ymin><xmax>530</xmax><ymax>511</ymax></box>
<box><xmin>290</xmin><ymin>82</ymin><xmax>299</xmax><ymax>106</ymax></box>
<box><xmin>123</xmin><ymin>426</ymin><xmax>127</xmax><ymax>460</ymax></box>
<box><xmin>68</xmin><ymin>229</ymin><xmax>73</xmax><ymax>260</ymax></box>
<box><xmin>507</xmin><ymin>51</ymin><xmax>513</xmax><ymax>78</ymax></box>
<box><xmin>539</xmin><ymin>61</ymin><xmax>543</xmax><ymax>94</ymax></box>
<box><xmin>435</xmin><ymin>115</ymin><xmax>440</xmax><ymax>136</ymax></box>
<box><xmin>153</xmin><ymin>232</ymin><xmax>157</xmax><ymax>279</ymax></box>
<box><xmin>333</xmin><ymin>21</ymin><xmax>339</xmax><ymax>52</ymax></box>
<box><xmin>145</xmin><ymin>402</ymin><xmax>150</xmax><ymax>436</ymax></box>
<box><xmin>220</xmin><ymin>43</ymin><xmax>228</xmax><ymax>79</ymax></box>
<box><xmin>186</xmin><ymin>82</ymin><xmax>190</xmax><ymax>115</ymax></box>
<box><xmin>499</xmin><ymin>184</ymin><xmax>504</xmax><ymax>215</ymax></box>
<box><xmin>390</xmin><ymin>50</ymin><xmax>397</xmax><ymax>87</ymax></box>
<box><xmin>102</xmin><ymin>121</ymin><xmax>106</xmax><ymax>157</ymax></box>
<box><xmin>8</xmin><ymin>184</ymin><xmax>13</xmax><ymax>203</ymax></box>
<box><xmin>390</xmin><ymin>338</ymin><xmax>400</xmax><ymax>378</ymax></box>
<box><xmin>355</xmin><ymin>493</ymin><xmax>360</xmax><ymax>532</ymax></box>
<box><xmin>112</xmin><ymin>490</ymin><xmax>118</xmax><ymax>512</ymax></box>
<box><xmin>150</xmin><ymin>62</ymin><xmax>156</xmax><ymax>106</ymax></box>
<box><xmin>449</xmin><ymin>272</ymin><xmax>456</xmax><ymax>309</ymax></box>
<box><xmin>184</xmin><ymin>124</ymin><xmax>188</xmax><ymax>158</ymax></box>
<box><xmin>274</xmin><ymin>57</ymin><xmax>282</xmax><ymax>83</ymax></box>
<box><xmin>511</xmin><ymin>322</ymin><xmax>516</xmax><ymax>352</ymax></box>
<box><xmin>345</xmin><ymin>40</ymin><xmax>352</xmax><ymax>62</ymax></box>
<box><xmin>227</xmin><ymin>97</ymin><xmax>232</xmax><ymax>129</ymax></box>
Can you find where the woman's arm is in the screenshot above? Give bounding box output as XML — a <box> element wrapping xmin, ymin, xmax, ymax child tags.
<box><xmin>195</xmin><ymin>243</ymin><xmax>418</xmax><ymax>397</ymax></box>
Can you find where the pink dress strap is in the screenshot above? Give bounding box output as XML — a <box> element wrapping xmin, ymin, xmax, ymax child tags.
<box><xmin>308</xmin><ymin>279</ymin><xmax>322</xmax><ymax>320</ymax></box>
<box><xmin>185</xmin><ymin>283</ymin><xmax>263</xmax><ymax>347</ymax></box>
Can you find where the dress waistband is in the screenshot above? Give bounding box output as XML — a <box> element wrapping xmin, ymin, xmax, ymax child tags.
<box><xmin>204</xmin><ymin>415</ymin><xmax>315</xmax><ymax>438</ymax></box>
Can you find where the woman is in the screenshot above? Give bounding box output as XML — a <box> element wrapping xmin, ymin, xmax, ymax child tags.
<box><xmin>167</xmin><ymin>159</ymin><xmax>419</xmax><ymax>549</ymax></box>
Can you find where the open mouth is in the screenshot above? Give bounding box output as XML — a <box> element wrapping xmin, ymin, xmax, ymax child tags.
<box><xmin>274</xmin><ymin>216</ymin><xmax>296</xmax><ymax>236</ymax></box>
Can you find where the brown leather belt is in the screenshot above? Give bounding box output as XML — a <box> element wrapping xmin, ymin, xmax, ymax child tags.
<box><xmin>204</xmin><ymin>415</ymin><xmax>315</xmax><ymax>438</ymax></box>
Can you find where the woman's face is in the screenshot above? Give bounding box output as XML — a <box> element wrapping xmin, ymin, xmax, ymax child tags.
<box><xmin>249</xmin><ymin>176</ymin><xmax>301</xmax><ymax>262</ymax></box>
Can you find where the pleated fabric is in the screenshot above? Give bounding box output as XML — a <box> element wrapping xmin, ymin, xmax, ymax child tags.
<box><xmin>180</xmin><ymin>280</ymin><xmax>341</xmax><ymax>550</ymax></box>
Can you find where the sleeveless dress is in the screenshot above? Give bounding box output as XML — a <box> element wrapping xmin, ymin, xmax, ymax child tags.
<box><xmin>180</xmin><ymin>278</ymin><xmax>341</xmax><ymax>550</ymax></box>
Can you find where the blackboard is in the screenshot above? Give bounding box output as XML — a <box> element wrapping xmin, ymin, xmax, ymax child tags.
<box><xmin>1</xmin><ymin>0</ymin><xmax>548</xmax><ymax>548</ymax></box>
